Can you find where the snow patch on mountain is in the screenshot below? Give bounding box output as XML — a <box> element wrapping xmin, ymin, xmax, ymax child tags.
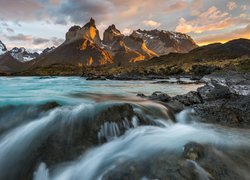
<box><xmin>0</xmin><ymin>41</ymin><xmax>7</xmax><ymax>55</ymax></box>
<box><xmin>10</xmin><ymin>47</ymin><xmax>39</xmax><ymax>62</ymax></box>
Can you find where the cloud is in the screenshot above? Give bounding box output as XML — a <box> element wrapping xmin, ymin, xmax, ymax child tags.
<box><xmin>164</xmin><ymin>0</ymin><xmax>186</xmax><ymax>13</ymax></box>
<box><xmin>0</xmin><ymin>0</ymin><xmax>249</xmax><ymax>50</ymax></box>
<box><xmin>122</xmin><ymin>28</ymin><xmax>133</xmax><ymax>35</ymax></box>
<box><xmin>227</xmin><ymin>1</ymin><xmax>237</xmax><ymax>11</ymax></box>
<box><xmin>143</xmin><ymin>20</ymin><xmax>161</xmax><ymax>28</ymax></box>
<box><xmin>47</xmin><ymin>0</ymin><xmax>112</xmax><ymax>25</ymax></box>
<box><xmin>190</xmin><ymin>0</ymin><xmax>203</xmax><ymax>16</ymax></box>
<box><xmin>176</xmin><ymin>6</ymin><xmax>249</xmax><ymax>33</ymax></box>
<box><xmin>4</xmin><ymin>33</ymin><xmax>33</xmax><ymax>41</ymax></box>
<box><xmin>33</xmin><ymin>37</ymin><xmax>50</xmax><ymax>45</ymax></box>
<box><xmin>196</xmin><ymin>24</ymin><xmax>250</xmax><ymax>45</ymax></box>
<box><xmin>51</xmin><ymin>37</ymin><xmax>64</xmax><ymax>46</ymax></box>
<box><xmin>241</xmin><ymin>5</ymin><xmax>248</xmax><ymax>11</ymax></box>
<box><xmin>0</xmin><ymin>0</ymin><xmax>43</xmax><ymax>21</ymax></box>
<box><xmin>6</xmin><ymin>28</ymin><xmax>14</xmax><ymax>33</ymax></box>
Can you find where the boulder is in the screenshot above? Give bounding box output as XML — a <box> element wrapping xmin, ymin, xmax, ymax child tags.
<box><xmin>149</xmin><ymin>91</ymin><xmax>171</xmax><ymax>102</ymax></box>
<box><xmin>136</xmin><ymin>93</ymin><xmax>147</xmax><ymax>98</ymax></box>
<box><xmin>197</xmin><ymin>81</ymin><xmax>231</xmax><ymax>101</ymax></box>
<box><xmin>183</xmin><ymin>142</ymin><xmax>205</xmax><ymax>161</ymax></box>
<box><xmin>86</xmin><ymin>75</ymin><xmax>107</xmax><ymax>80</ymax></box>
<box><xmin>173</xmin><ymin>91</ymin><xmax>202</xmax><ymax>106</ymax></box>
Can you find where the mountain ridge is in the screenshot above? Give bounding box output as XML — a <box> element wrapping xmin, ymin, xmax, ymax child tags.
<box><xmin>0</xmin><ymin>18</ymin><xmax>198</xmax><ymax>73</ymax></box>
<box><xmin>3</xmin><ymin>18</ymin><xmax>249</xmax><ymax>75</ymax></box>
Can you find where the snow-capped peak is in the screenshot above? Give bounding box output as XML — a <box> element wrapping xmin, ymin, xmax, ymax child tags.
<box><xmin>41</xmin><ymin>46</ymin><xmax>55</xmax><ymax>55</ymax></box>
<box><xmin>0</xmin><ymin>40</ymin><xmax>7</xmax><ymax>55</ymax></box>
<box><xmin>10</xmin><ymin>47</ymin><xmax>39</xmax><ymax>62</ymax></box>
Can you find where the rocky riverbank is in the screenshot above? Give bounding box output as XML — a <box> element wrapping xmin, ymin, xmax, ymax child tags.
<box><xmin>137</xmin><ymin>71</ymin><xmax>250</xmax><ymax>128</ymax></box>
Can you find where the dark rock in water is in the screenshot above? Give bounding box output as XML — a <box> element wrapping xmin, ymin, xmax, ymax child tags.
<box><xmin>149</xmin><ymin>91</ymin><xmax>171</xmax><ymax>102</ymax></box>
<box><xmin>201</xmin><ymin>71</ymin><xmax>250</xmax><ymax>96</ymax></box>
<box><xmin>21</xmin><ymin>103</ymin><xmax>162</xmax><ymax>180</ymax></box>
<box><xmin>197</xmin><ymin>81</ymin><xmax>231</xmax><ymax>101</ymax></box>
<box><xmin>147</xmin><ymin>71</ymin><xmax>250</xmax><ymax>128</ymax></box>
<box><xmin>153</xmin><ymin>79</ymin><xmax>200</xmax><ymax>84</ymax></box>
<box><xmin>39</xmin><ymin>76</ymin><xmax>56</xmax><ymax>79</ymax></box>
<box><xmin>103</xmin><ymin>145</ymin><xmax>249</xmax><ymax>180</ymax></box>
<box><xmin>191</xmin><ymin>72</ymin><xmax>250</xmax><ymax>127</ymax></box>
<box><xmin>173</xmin><ymin>91</ymin><xmax>202</xmax><ymax>106</ymax></box>
<box><xmin>191</xmin><ymin>65</ymin><xmax>221</xmax><ymax>76</ymax></box>
<box><xmin>190</xmin><ymin>76</ymin><xmax>202</xmax><ymax>81</ymax></box>
<box><xmin>176</xmin><ymin>80</ymin><xmax>200</xmax><ymax>84</ymax></box>
<box><xmin>136</xmin><ymin>93</ymin><xmax>147</xmax><ymax>97</ymax></box>
<box><xmin>165</xmin><ymin>100</ymin><xmax>185</xmax><ymax>113</ymax></box>
<box><xmin>86</xmin><ymin>75</ymin><xmax>107</xmax><ymax>80</ymax></box>
<box><xmin>39</xmin><ymin>101</ymin><xmax>60</xmax><ymax>111</ymax></box>
<box><xmin>109</xmin><ymin>74</ymin><xmax>149</xmax><ymax>81</ymax></box>
<box><xmin>0</xmin><ymin>102</ymin><xmax>60</xmax><ymax>135</ymax></box>
<box><xmin>183</xmin><ymin>142</ymin><xmax>205</xmax><ymax>161</ymax></box>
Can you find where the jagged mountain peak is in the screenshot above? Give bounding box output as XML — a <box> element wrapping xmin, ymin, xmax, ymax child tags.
<box><xmin>131</xmin><ymin>29</ymin><xmax>198</xmax><ymax>55</ymax></box>
<box><xmin>83</xmin><ymin>17</ymin><xmax>96</xmax><ymax>28</ymax></box>
<box><xmin>41</xmin><ymin>47</ymin><xmax>55</xmax><ymax>55</ymax></box>
<box><xmin>10</xmin><ymin>47</ymin><xmax>39</xmax><ymax>62</ymax></box>
<box><xmin>65</xmin><ymin>18</ymin><xmax>101</xmax><ymax>45</ymax></box>
<box><xmin>103</xmin><ymin>24</ymin><xmax>124</xmax><ymax>44</ymax></box>
<box><xmin>0</xmin><ymin>40</ymin><xmax>7</xmax><ymax>55</ymax></box>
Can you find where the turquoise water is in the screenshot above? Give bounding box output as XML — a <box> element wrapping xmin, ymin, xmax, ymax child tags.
<box><xmin>0</xmin><ymin>76</ymin><xmax>202</xmax><ymax>106</ymax></box>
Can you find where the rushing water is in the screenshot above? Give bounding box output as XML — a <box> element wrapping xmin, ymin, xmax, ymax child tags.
<box><xmin>0</xmin><ymin>77</ymin><xmax>249</xmax><ymax>180</ymax></box>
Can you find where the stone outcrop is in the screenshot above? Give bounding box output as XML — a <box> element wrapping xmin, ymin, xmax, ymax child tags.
<box><xmin>65</xmin><ymin>18</ymin><xmax>102</xmax><ymax>45</ymax></box>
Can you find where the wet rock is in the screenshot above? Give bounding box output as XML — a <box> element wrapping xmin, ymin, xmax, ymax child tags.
<box><xmin>197</xmin><ymin>81</ymin><xmax>231</xmax><ymax>101</ymax></box>
<box><xmin>190</xmin><ymin>76</ymin><xmax>202</xmax><ymax>81</ymax></box>
<box><xmin>176</xmin><ymin>80</ymin><xmax>200</xmax><ymax>84</ymax></box>
<box><xmin>39</xmin><ymin>76</ymin><xmax>56</xmax><ymax>79</ymax></box>
<box><xmin>149</xmin><ymin>91</ymin><xmax>171</xmax><ymax>102</ymax></box>
<box><xmin>193</xmin><ymin>95</ymin><xmax>250</xmax><ymax>127</ymax></box>
<box><xmin>190</xmin><ymin>72</ymin><xmax>250</xmax><ymax>127</ymax></box>
<box><xmin>27</xmin><ymin>103</ymin><xmax>155</xmax><ymax>174</ymax></box>
<box><xmin>153</xmin><ymin>79</ymin><xmax>200</xmax><ymax>84</ymax></box>
<box><xmin>136</xmin><ymin>93</ymin><xmax>147</xmax><ymax>98</ymax></box>
<box><xmin>0</xmin><ymin>102</ymin><xmax>60</xmax><ymax>136</ymax></box>
<box><xmin>39</xmin><ymin>101</ymin><xmax>60</xmax><ymax>111</ymax></box>
<box><xmin>86</xmin><ymin>75</ymin><xmax>106</xmax><ymax>80</ymax></box>
<box><xmin>173</xmin><ymin>91</ymin><xmax>202</xmax><ymax>106</ymax></box>
<box><xmin>201</xmin><ymin>71</ymin><xmax>250</xmax><ymax>96</ymax></box>
<box><xmin>163</xmin><ymin>100</ymin><xmax>185</xmax><ymax>113</ymax></box>
<box><xmin>183</xmin><ymin>142</ymin><xmax>205</xmax><ymax>161</ymax></box>
<box><xmin>102</xmin><ymin>145</ymin><xmax>250</xmax><ymax>180</ymax></box>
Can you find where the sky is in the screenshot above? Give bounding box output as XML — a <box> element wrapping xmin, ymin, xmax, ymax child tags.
<box><xmin>0</xmin><ymin>0</ymin><xmax>249</xmax><ymax>51</ymax></box>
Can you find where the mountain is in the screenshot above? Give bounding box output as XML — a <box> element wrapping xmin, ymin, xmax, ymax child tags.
<box><xmin>131</xmin><ymin>29</ymin><xmax>198</xmax><ymax>55</ymax></box>
<box><xmin>0</xmin><ymin>52</ymin><xmax>26</xmax><ymax>73</ymax></box>
<box><xmin>102</xmin><ymin>24</ymin><xmax>158</xmax><ymax>65</ymax></box>
<box><xmin>27</xmin><ymin>18</ymin><xmax>197</xmax><ymax>68</ymax></box>
<box><xmin>41</xmin><ymin>47</ymin><xmax>55</xmax><ymax>55</ymax></box>
<box><xmin>0</xmin><ymin>41</ymin><xmax>7</xmax><ymax>55</ymax></box>
<box><xmin>79</xmin><ymin>38</ymin><xmax>250</xmax><ymax>77</ymax></box>
<box><xmin>143</xmin><ymin>38</ymin><xmax>250</xmax><ymax>67</ymax></box>
<box><xmin>0</xmin><ymin>18</ymin><xmax>199</xmax><ymax>73</ymax></box>
<box><xmin>29</xmin><ymin>18</ymin><xmax>112</xmax><ymax>68</ymax></box>
<box><xmin>10</xmin><ymin>47</ymin><xmax>39</xmax><ymax>62</ymax></box>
